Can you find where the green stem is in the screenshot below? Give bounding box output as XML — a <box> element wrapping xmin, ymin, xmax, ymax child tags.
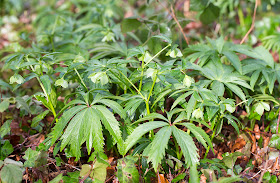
<box><xmin>144</xmin><ymin>44</ymin><xmax>171</xmax><ymax>67</ymax></box>
<box><xmin>145</xmin><ymin>101</ymin><xmax>150</xmax><ymax>115</ymax></box>
<box><xmin>139</xmin><ymin>64</ymin><xmax>144</xmax><ymax>92</ymax></box>
<box><xmin>26</xmin><ymin>55</ymin><xmax>58</xmax><ymax>122</ymax></box>
<box><xmin>147</xmin><ymin>74</ymin><xmax>157</xmax><ymax>102</ymax></box>
<box><xmin>74</xmin><ymin>68</ymin><xmax>88</xmax><ymax>92</ymax></box>
<box><xmin>204</xmin><ymin>130</ymin><xmax>215</xmax><ymax>159</ymax></box>
<box><xmin>109</xmin><ymin>70</ymin><xmax>134</xmax><ymax>94</ymax></box>
<box><xmin>174</xmin><ymin>138</ymin><xmax>182</xmax><ymax>160</ymax></box>
<box><xmin>119</xmin><ymin>71</ymin><xmax>146</xmax><ymax>101</ymax></box>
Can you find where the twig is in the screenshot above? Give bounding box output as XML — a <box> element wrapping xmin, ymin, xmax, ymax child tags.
<box><xmin>157</xmin><ymin>1</ymin><xmax>189</xmax><ymax>45</ymax></box>
<box><xmin>243</xmin><ymin>129</ymin><xmax>272</xmax><ymax>137</ymax></box>
<box><xmin>249</xmin><ymin>170</ymin><xmax>261</xmax><ymax>180</ymax></box>
<box><xmin>240</xmin><ymin>0</ymin><xmax>259</xmax><ymax>44</ymax></box>
<box><xmin>79</xmin><ymin>164</ymin><xmax>93</xmax><ymax>183</ymax></box>
<box><xmin>170</xmin><ymin>5</ymin><xmax>189</xmax><ymax>45</ymax></box>
<box><xmin>65</xmin><ymin>163</ymin><xmax>81</xmax><ymax>171</ymax></box>
<box><xmin>258</xmin><ymin>156</ymin><xmax>269</xmax><ymax>183</ymax></box>
<box><xmin>105</xmin><ymin>175</ymin><xmax>115</xmax><ymax>183</ymax></box>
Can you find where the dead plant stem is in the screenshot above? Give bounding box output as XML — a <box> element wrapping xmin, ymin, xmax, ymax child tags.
<box><xmin>240</xmin><ymin>0</ymin><xmax>258</xmax><ymax>44</ymax></box>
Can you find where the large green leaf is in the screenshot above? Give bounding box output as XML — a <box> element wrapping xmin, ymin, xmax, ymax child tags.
<box><xmin>0</xmin><ymin>164</ymin><xmax>23</xmax><ymax>183</ymax></box>
<box><xmin>171</xmin><ymin>91</ymin><xmax>193</xmax><ymax>110</ymax></box>
<box><xmin>223</xmin><ymin>51</ymin><xmax>242</xmax><ymax>74</ymax></box>
<box><xmin>171</xmin><ymin>126</ymin><xmax>199</xmax><ymax>167</ymax></box>
<box><xmin>124</xmin><ymin>121</ymin><xmax>168</xmax><ymax>154</ymax></box>
<box><xmin>40</xmin><ymin>75</ymin><xmax>52</xmax><ymax>95</ymax></box>
<box><xmin>60</xmin><ymin>109</ymin><xmax>87</xmax><ymax>158</ymax></box>
<box><xmin>83</xmin><ymin>108</ymin><xmax>104</xmax><ymax>153</ymax></box>
<box><xmin>224</xmin><ymin>83</ymin><xmax>246</xmax><ymax>101</ymax></box>
<box><xmin>132</xmin><ymin>113</ymin><xmax>168</xmax><ymax>125</ymax></box>
<box><xmin>148</xmin><ymin>126</ymin><xmax>172</xmax><ymax>170</ymax></box>
<box><xmin>211</xmin><ymin>80</ymin><xmax>224</xmax><ymax>96</ymax></box>
<box><xmin>51</xmin><ymin>105</ymin><xmax>86</xmax><ymax>144</ymax></box>
<box><xmin>95</xmin><ymin>105</ymin><xmax>122</xmax><ymax>147</ymax></box>
<box><xmin>97</xmin><ymin>99</ymin><xmax>126</xmax><ymax>119</ymax></box>
<box><xmin>181</xmin><ymin>123</ymin><xmax>213</xmax><ymax>151</ymax></box>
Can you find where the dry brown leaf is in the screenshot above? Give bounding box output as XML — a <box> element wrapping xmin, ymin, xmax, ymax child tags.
<box><xmin>200</xmin><ymin>174</ymin><xmax>207</xmax><ymax>183</ymax></box>
<box><xmin>232</xmin><ymin>137</ymin><xmax>246</xmax><ymax>152</ymax></box>
<box><xmin>251</xmin><ymin>134</ymin><xmax>257</xmax><ymax>153</ymax></box>
<box><xmin>254</xmin><ymin>124</ymin><xmax>261</xmax><ymax>140</ymax></box>
<box><xmin>263</xmin><ymin>136</ymin><xmax>270</xmax><ymax>148</ymax></box>
<box><xmin>158</xmin><ymin>174</ymin><xmax>168</xmax><ymax>183</ymax></box>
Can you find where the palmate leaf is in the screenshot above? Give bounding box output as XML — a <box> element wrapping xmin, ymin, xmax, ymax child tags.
<box><xmin>171</xmin><ymin>126</ymin><xmax>199</xmax><ymax>167</ymax></box>
<box><xmin>124</xmin><ymin>121</ymin><xmax>168</xmax><ymax>154</ymax></box>
<box><xmin>224</xmin><ymin>83</ymin><xmax>246</xmax><ymax>101</ymax></box>
<box><xmin>180</xmin><ymin>123</ymin><xmax>213</xmax><ymax>152</ymax></box>
<box><xmin>83</xmin><ymin>108</ymin><xmax>104</xmax><ymax>153</ymax></box>
<box><xmin>51</xmin><ymin>97</ymin><xmax>124</xmax><ymax>159</ymax></box>
<box><xmin>148</xmin><ymin>126</ymin><xmax>172</xmax><ymax>170</ymax></box>
<box><xmin>51</xmin><ymin>105</ymin><xmax>87</xmax><ymax>144</ymax></box>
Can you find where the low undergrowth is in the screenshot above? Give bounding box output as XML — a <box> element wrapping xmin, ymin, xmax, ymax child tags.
<box><xmin>1</xmin><ymin>0</ymin><xmax>280</xmax><ymax>182</ymax></box>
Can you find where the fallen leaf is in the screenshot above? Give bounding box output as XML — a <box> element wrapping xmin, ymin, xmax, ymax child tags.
<box><xmin>254</xmin><ymin>124</ymin><xmax>260</xmax><ymax>140</ymax></box>
<box><xmin>158</xmin><ymin>174</ymin><xmax>168</xmax><ymax>183</ymax></box>
<box><xmin>232</xmin><ymin>137</ymin><xmax>246</xmax><ymax>152</ymax></box>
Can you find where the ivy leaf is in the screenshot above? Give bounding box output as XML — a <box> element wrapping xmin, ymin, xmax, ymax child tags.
<box><xmin>0</xmin><ymin>141</ymin><xmax>14</xmax><ymax>160</ymax></box>
<box><xmin>80</xmin><ymin>162</ymin><xmax>108</xmax><ymax>182</ymax></box>
<box><xmin>49</xmin><ymin>173</ymin><xmax>63</xmax><ymax>183</ymax></box>
<box><xmin>269</xmin><ymin>134</ymin><xmax>280</xmax><ymax>149</ymax></box>
<box><xmin>23</xmin><ymin>148</ymin><xmax>40</xmax><ymax>167</ymax></box>
<box><xmin>0</xmin><ymin>164</ymin><xmax>23</xmax><ymax>183</ymax></box>
<box><xmin>116</xmin><ymin>156</ymin><xmax>139</xmax><ymax>183</ymax></box>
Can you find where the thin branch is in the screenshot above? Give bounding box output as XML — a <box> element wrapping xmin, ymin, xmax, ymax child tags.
<box><xmin>240</xmin><ymin>0</ymin><xmax>259</xmax><ymax>44</ymax></box>
<box><xmin>258</xmin><ymin>156</ymin><xmax>269</xmax><ymax>183</ymax></box>
<box><xmin>158</xmin><ymin>1</ymin><xmax>189</xmax><ymax>45</ymax></box>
